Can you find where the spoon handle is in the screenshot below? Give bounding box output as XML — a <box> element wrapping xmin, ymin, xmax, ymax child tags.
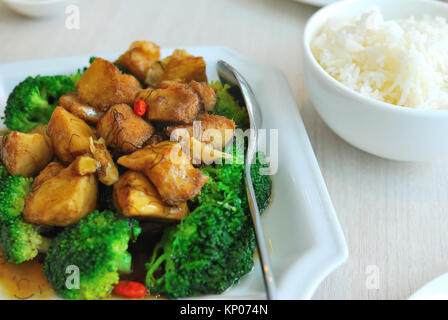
<box><xmin>217</xmin><ymin>60</ymin><xmax>277</xmax><ymax>300</ymax></box>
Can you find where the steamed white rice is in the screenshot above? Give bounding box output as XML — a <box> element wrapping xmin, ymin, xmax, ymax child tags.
<box><xmin>311</xmin><ymin>7</ymin><xmax>448</xmax><ymax>110</ymax></box>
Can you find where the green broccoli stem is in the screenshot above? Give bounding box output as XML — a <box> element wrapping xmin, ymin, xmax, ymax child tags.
<box><xmin>115</xmin><ymin>251</ymin><xmax>132</xmax><ymax>274</ymax></box>
<box><xmin>146</xmin><ymin>252</ymin><xmax>169</xmax><ymax>279</ymax></box>
<box><xmin>145</xmin><ymin>230</ymin><xmax>176</xmax><ymax>289</ymax></box>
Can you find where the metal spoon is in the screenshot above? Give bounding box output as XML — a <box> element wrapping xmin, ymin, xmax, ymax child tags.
<box><xmin>217</xmin><ymin>60</ymin><xmax>277</xmax><ymax>300</ymax></box>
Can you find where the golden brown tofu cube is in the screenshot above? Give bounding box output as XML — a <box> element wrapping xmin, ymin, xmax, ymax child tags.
<box><xmin>145</xmin><ymin>49</ymin><xmax>207</xmax><ymax>87</ymax></box>
<box><xmin>117</xmin><ymin>141</ymin><xmax>208</xmax><ymax>205</ymax></box>
<box><xmin>1</xmin><ymin>131</ymin><xmax>53</xmax><ymax>177</ymax></box>
<box><xmin>166</xmin><ymin>113</ymin><xmax>235</xmax><ymax>150</ymax></box>
<box><xmin>59</xmin><ymin>92</ymin><xmax>103</xmax><ymax>124</ymax></box>
<box><xmin>96</xmin><ymin>104</ymin><xmax>154</xmax><ymax>154</ymax></box>
<box><xmin>77</xmin><ymin>58</ymin><xmax>141</xmax><ymax>111</ymax></box>
<box><xmin>136</xmin><ymin>84</ymin><xmax>200</xmax><ymax>124</ymax></box>
<box><xmin>23</xmin><ymin>155</ymin><xmax>98</xmax><ymax>226</ymax></box>
<box><xmin>115</xmin><ymin>41</ymin><xmax>160</xmax><ymax>82</ymax></box>
<box><xmin>89</xmin><ymin>137</ymin><xmax>119</xmax><ymax>186</ymax></box>
<box><xmin>113</xmin><ymin>171</ymin><xmax>189</xmax><ymax>221</ymax></box>
<box><xmin>47</xmin><ymin>107</ymin><xmax>96</xmax><ymax>164</ymax></box>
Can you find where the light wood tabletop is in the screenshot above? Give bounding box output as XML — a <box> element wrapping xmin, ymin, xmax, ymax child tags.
<box><xmin>1</xmin><ymin>0</ymin><xmax>447</xmax><ymax>300</ymax></box>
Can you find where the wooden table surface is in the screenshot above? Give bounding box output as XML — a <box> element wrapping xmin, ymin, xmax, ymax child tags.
<box><xmin>1</xmin><ymin>0</ymin><xmax>447</xmax><ymax>300</ymax></box>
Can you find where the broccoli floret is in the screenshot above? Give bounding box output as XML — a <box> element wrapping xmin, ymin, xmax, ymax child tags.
<box><xmin>44</xmin><ymin>210</ymin><xmax>141</xmax><ymax>300</ymax></box>
<box><xmin>145</xmin><ymin>200</ymin><xmax>254</xmax><ymax>298</ymax></box>
<box><xmin>4</xmin><ymin>72</ymin><xmax>82</xmax><ymax>132</ymax></box>
<box><xmin>192</xmin><ymin>143</ymin><xmax>244</xmax><ymax>205</ymax></box>
<box><xmin>250</xmin><ymin>152</ymin><xmax>272</xmax><ymax>213</ymax></box>
<box><xmin>198</xmin><ymin>146</ymin><xmax>271</xmax><ymax>213</ymax></box>
<box><xmin>0</xmin><ymin>218</ymin><xmax>48</xmax><ymax>264</ymax></box>
<box><xmin>0</xmin><ymin>175</ymin><xmax>33</xmax><ymax>224</ymax></box>
<box><xmin>210</xmin><ymin>81</ymin><xmax>250</xmax><ymax>130</ymax></box>
<box><xmin>0</xmin><ymin>173</ymin><xmax>47</xmax><ymax>264</ymax></box>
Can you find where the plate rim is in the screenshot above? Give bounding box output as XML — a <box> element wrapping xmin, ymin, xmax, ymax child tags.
<box><xmin>409</xmin><ymin>271</ymin><xmax>448</xmax><ymax>300</ymax></box>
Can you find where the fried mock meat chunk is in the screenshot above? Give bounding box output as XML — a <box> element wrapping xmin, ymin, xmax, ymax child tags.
<box><xmin>145</xmin><ymin>49</ymin><xmax>207</xmax><ymax>88</ymax></box>
<box><xmin>136</xmin><ymin>84</ymin><xmax>199</xmax><ymax>124</ymax></box>
<box><xmin>31</xmin><ymin>161</ymin><xmax>64</xmax><ymax>189</ymax></box>
<box><xmin>144</xmin><ymin>131</ymin><xmax>167</xmax><ymax>146</ymax></box>
<box><xmin>96</xmin><ymin>103</ymin><xmax>154</xmax><ymax>154</ymax></box>
<box><xmin>77</xmin><ymin>58</ymin><xmax>141</xmax><ymax>111</ymax></box>
<box><xmin>29</xmin><ymin>125</ymin><xmax>52</xmax><ymax>146</ymax></box>
<box><xmin>23</xmin><ymin>155</ymin><xmax>98</xmax><ymax>227</ymax></box>
<box><xmin>47</xmin><ymin>106</ymin><xmax>96</xmax><ymax>164</ymax></box>
<box><xmin>135</xmin><ymin>80</ymin><xmax>216</xmax><ymax>124</ymax></box>
<box><xmin>166</xmin><ymin>113</ymin><xmax>235</xmax><ymax>151</ymax></box>
<box><xmin>89</xmin><ymin>137</ymin><xmax>119</xmax><ymax>186</ymax></box>
<box><xmin>1</xmin><ymin>130</ymin><xmax>53</xmax><ymax>177</ymax></box>
<box><xmin>158</xmin><ymin>80</ymin><xmax>217</xmax><ymax>111</ymax></box>
<box><xmin>115</xmin><ymin>41</ymin><xmax>160</xmax><ymax>82</ymax></box>
<box><xmin>187</xmin><ymin>80</ymin><xmax>217</xmax><ymax>112</ymax></box>
<box><xmin>113</xmin><ymin>171</ymin><xmax>189</xmax><ymax>221</ymax></box>
<box><xmin>117</xmin><ymin>141</ymin><xmax>208</xmax><ymax>206</ymax></box>
<box><xmin>59</xmin><ymin>92</ymin><xmax>103</xmax><ymax>124</ymax></box>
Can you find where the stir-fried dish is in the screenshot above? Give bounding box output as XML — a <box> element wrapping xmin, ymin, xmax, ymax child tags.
<box><xmin>0</xmin><ymin>41</ymin><xmax>272</xmax><ymax>299</ymax></box>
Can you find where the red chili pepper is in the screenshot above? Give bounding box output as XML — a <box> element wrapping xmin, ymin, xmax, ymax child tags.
<box><xmin>113</xmin><ymin>280</ymin><xmax>147</xmax><ymax>298</ymax></box>
<box><xmin>133</xmin><ymin>100</ymin><xmax>146</xmax><ymax>117</ymax></box>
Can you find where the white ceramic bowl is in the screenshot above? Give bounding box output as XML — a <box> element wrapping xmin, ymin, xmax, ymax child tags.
<box><xmin>2</xmin><ymin>0</ymin><xmax>77</xmax><ymax>18</ymax></box>
<box><xmin>303</xmin><ymin>0</ymin><xmax>448</xmax><ymax>162</ymax></box>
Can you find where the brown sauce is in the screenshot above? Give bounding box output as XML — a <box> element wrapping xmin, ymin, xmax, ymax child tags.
<box><xmin>0</xmin><ymin>250</ymin><xmax>53</xmax><ymax>300</ymax></box>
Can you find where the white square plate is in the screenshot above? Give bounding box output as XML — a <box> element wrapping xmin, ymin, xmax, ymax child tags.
<box><xmin>0</xmin><ymin>47</ymin><xmax>347</xmax><ymax>300</ymax></box>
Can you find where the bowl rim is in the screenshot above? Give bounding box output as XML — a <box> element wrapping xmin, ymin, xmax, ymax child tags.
<box><xmin>303</xmin><ymin>0</ymin><xmax>448</xmax><ymax>117</ymax></box>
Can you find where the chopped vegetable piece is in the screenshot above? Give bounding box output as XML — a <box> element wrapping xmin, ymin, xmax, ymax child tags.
<box><xmin>133</xmin><ymin>100</ymin><xmax>146</xmax><ymax>117</ymax></box>
<box><xmin>113</xmin><ymin>281</ymin><xmax>147</xmax><ymax>298</ymax></box>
